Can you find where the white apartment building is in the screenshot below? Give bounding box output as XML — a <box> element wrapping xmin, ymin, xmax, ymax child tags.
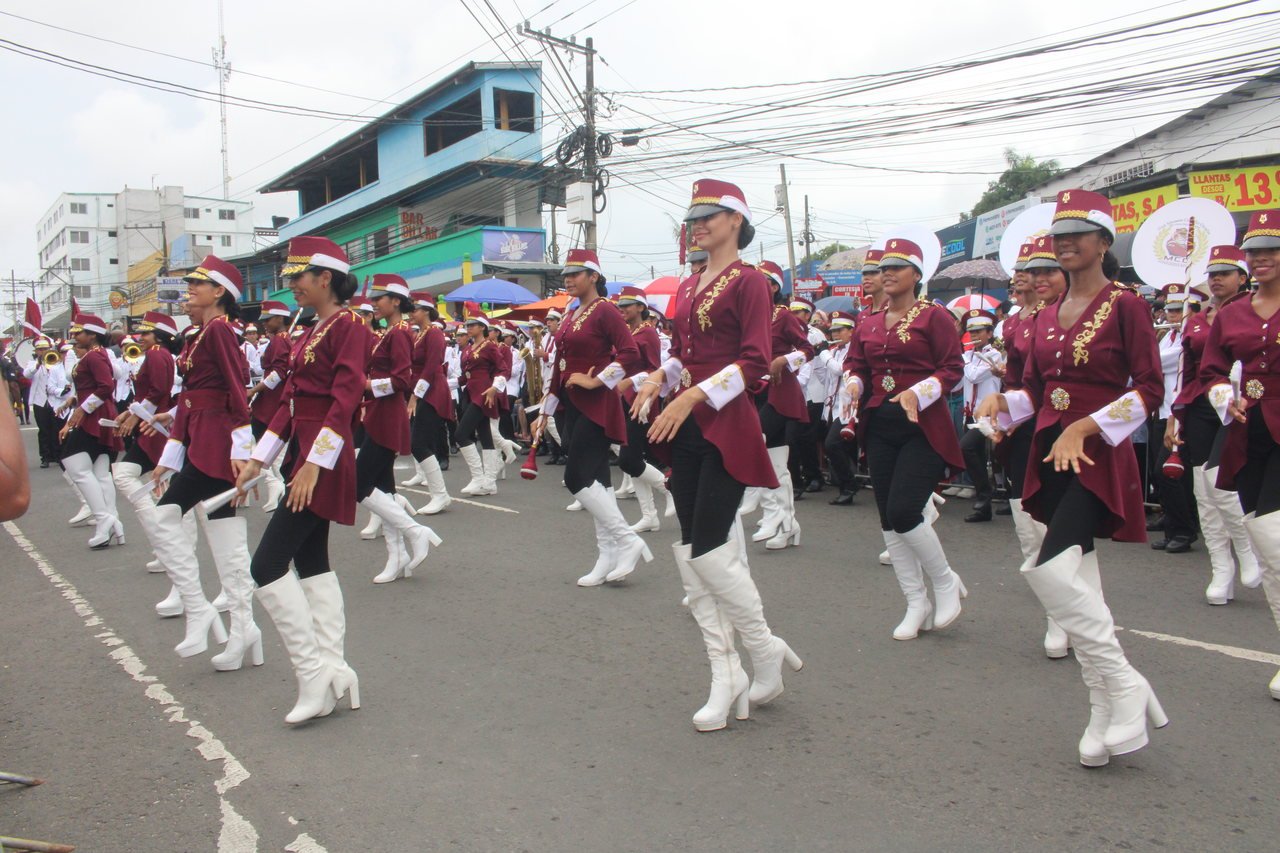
<box><xmin>34</xmin><ymin>186</ymin><xmax>254</xmax><ymax>324</ymax></box>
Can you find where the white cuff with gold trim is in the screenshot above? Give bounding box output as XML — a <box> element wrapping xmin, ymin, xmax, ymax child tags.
<box><xmin>542</xmin><ymin>393</ymin><xmax>560</xmax><ymax>417</ymax></box>
<box><xmin>1208</xmin><ymin>382</ymin><xmax>1233</xmax><ymax>425</ymax></box>
<box><xmin>659</xmin><ymin>357</ymin><xmax>683</xmax><ymax>396</ymax></box>
<box><xmin>138</xmin><ymin>399</ymin><xmax>157</xmax><ymax>418</ymax></box>
<box><xmin>230</xmin><ymin>424</ymin><xmax>255</xmax><ymax>460</ymax></box>
<box><xmin>785</xmin><ymin>350</ymin><xmax>808</xmax><ymax>372</ymax></box>
<box><xmin>492</xmin><ymin>376</ymin><xmax>508</xmax><ymax>394</ymax></box>
<box><xmin>414</xmin><ymin>379</ymin><xmax>429</xmax><ymax>399</ymax></box>
<box><xmin>263</xmin><ymin>371</ymin><xmax>282</xmax><ymax>390</ymax></box>
<box><xmin>251</xmin><ymin>430</ymin><xmax>285</xmax><ymax>465</ymax></box>
<box><xmin>370</xmin><ymin>377</ymin><xmax>394</xmax><ymax>399</ymax></box>
<box><xmin>306</xmin><ymin>426</ymin><xmax>343</xmax><ymax>470</ymax></box>
<box><xmin>1090</xmin><ymin>390</ymin><xmax>1147</xmax><ymax>446</ymax></box>
<box><xmin>158</xmin><ymin>439</ymin><xmax>186</xmax><ymax>471</ymax></box>
<box><xmin>598</xmin><ymin>361</ymin><xmax>625</xmax><ymax>390</ymax></box>
<box><xmin>908</xmin><ymin>376</ymin><xmax>943</xmax><ymax>410</ymax></box>
<box><xmin>997</xmin><ymin>389</ymin><xmax>1035</xmax><ymax>431</ymax></box>
<box><xmin>629</xmin><ymin>371</ymin><xmax>648</xmax><ymax>392</ymax></box>
<box><xmin>843</xmin><ymin>372</ymin><xmax>864</xmax><ymax>401</ymax></box>
<box><xmin>696</xmin><ymin>365</ymin><xmax>745</xmax><ymax>411</ymax></box>
<box><xmin>80</xmin><ymin>393</ymin><xmax>103</xmax><ymax>414</ymax></box>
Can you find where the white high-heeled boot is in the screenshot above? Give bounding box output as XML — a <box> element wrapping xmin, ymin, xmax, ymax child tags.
<box><xmin>478</xmin><ymin>448</ymin><xmax>501</xmax><ymax>495</ymax></box>
<box><xmin>151</xmin><ymin>503</ymin><xmax>227</xmax><ymax>657</ymax></box>
<box><xmin>1195</xmin><ymin>466</ymin><xmax>1236</xmax><ymax>605</ymax></box>
<box><xmin>1242</xmin><ymin>510</ymin><xmax>1280</xmax><ymax>699</ymax></box>
<box><xmin>1021</xmin><ymin>547</ymin><xmax>1168</xmax><ymax>758</ymax></box>
<box><xmin>674</xmin><ymin>543</ymin><xmax>750</xmax><ymax>731</ymax></box>
<box><xmin>576</xmin><ymin>510</ymin><xmax>616</xmax><ymax>587</ymax></box>
<box><xmin>575</xmin><ymin>482</ymin><xmax>652</xmax><ymax>584</ymax></box>
<box><xmin>401</xmin><ymin>457</ymin><xmax>428</xmax><ymax>487</ymax></box>
<box><xmin>687</xmin><ymin>532</ymin><xmax>801</xmax><ymax>706</ymax></box>
<box><xmin>299</xmin><ymin>573</ymin><xmax>360</xmax><ymax>714</ymax></box>
<box><xmin>64</xmin><ymin>452</ymin><xmax>119</xmax><ymax>549</ymax></box>
<box><xmin>883</xmin><ymin>529</ymin><xmax>933</xmax><ymax>639</ymax></box>
<box><xmin>155</xmin><ymin>584</ymin><xmax>183</xmax><ymax>618</ymax></box>
<box><xmin>629</xmin><ymin>464</ymin><xmax>667</xmax><ymax>532</ymax></box>
<box><xmin>207</xmin><ymin>517</ymin><xmax>263</xmax><ymax>672</ymax></box>
<box><xmin>1207</xmin><ymin>465</ymin><xmax>1262</xmax><ymax>589</ymax></box>
<box><xmin>458</xmin><ymin>443</ymin><xmax>486</xmax><ymax>495</ymax></box>
<box><xmin>361</xmin><ymin>489</ymin><xmax>441</xmax><ymax>583</ymax></box>
<box><xmin>899</xmin><ymin>522</ymin><xmax>966</xmax><ymax>629</ymax></box>
<box><xmin>415</xmin><ymin>455</ymin><xmax>452</xmax><ymax>515</ymax></box>
<box><xmin>1010</xmin><ymin>497</ymin><xmax>1067</xmax><ymax>657</ymax></box>
<box><xmin>261</xmin><ymin>460</ymin><xmax>286</xmax><ymax>512</ymax></box>
<box><xmin>617</xmin><ymin>473</ymin><xmax>635</xmax><ymax>498</ymax></box>
<box><xmin>1074</xmin><ymin>547</ymin><xmax>1110</xmax><ymax>767</ymax></box>
<box><xmin>93</xmin><ymin>453</ymin><xmax>125</xmax><ymax>544</ymax></box>
<box><xmin>358</xmin><ymin>510</ymin><xmax>383</xmax><ymax>540</ymax></box>
<box><xmin>113</xmin><ymin>460</ymin><xmax>162</xmax><ymax>568</ymax></box>
<box><xmin>753</xmin><ymin>447</ymin><xmax>792</xmax><ymax>543</ymax></box>
<box><xmin>65</xmin><ymin>468</ymin><xmax>92</xmax><ymax>526</ymax></box>
<box><xmin>255</xmin><ymin>573</ymin><xmax>336</xmax><ymax>724</ymax></box>
<box><xmin>766</xmin><ymin>457</ymin><xmax>801</xmax><ymax>550</ymax></box>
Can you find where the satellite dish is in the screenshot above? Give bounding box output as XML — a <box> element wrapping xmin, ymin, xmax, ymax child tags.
<box><xmin>1131</xmin><ymin>197</ymin><xmax>1235</xmax><ymax>288</ymax></box>
<box><xmin>998</xmin><ymin>203</ymin><xmax>1057</xmax><ymax>276</ymax></box>
<box><xmin>872</xmin><ymin>225</ymin><xmax>943</xmax><ymax>293</ymax></box>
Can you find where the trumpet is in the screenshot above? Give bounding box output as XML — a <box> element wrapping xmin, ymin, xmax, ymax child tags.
<box><xmin>42</xmin><ymin>349</ymin><xmax>62</xmax><ymax>367</ymax></box>
<box><xmin>123</xmin><ymin>342</ymin><xmax>145</xmax><ymax>363</ymax></box>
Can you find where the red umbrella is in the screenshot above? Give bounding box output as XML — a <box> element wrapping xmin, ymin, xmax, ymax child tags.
<box><xmin>641</xmin><ymin>276</ymin><xmax>682</xmax><ymax>315</ymax></box>
<box><xmin>946</xmin><ymin>293</ymin><xmax>1000</xmax><ymax>313</ymax></box>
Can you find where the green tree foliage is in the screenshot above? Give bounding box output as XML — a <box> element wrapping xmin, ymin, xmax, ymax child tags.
<box><xmin>812</xmin><ymin>242</ymin><xmax>852</xmax><ymax>262</ymax></box>
<box><xmin>965</xmin><ymin>148</ymin><xmax>1063</xmax><ymax>220</ymax></box>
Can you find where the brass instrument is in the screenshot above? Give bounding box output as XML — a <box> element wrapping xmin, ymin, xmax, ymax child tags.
<box><xmin>123</xmin><ymin>342</ymin><xmax>145</xmax><ymax>363</ymax></box>
<box><xmin>42</xmin><ymin>349</ymin><xmax>62</xmax><ymax>367</ymax></box>
<box><xmin>522</xmin><ymin>325</ymin><xmax>545</xmax><ymax>406</ymax></box>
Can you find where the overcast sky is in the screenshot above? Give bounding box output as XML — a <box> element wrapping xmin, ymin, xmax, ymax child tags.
<box><xmin>0</xmin><ymin>0</ymin><xmax>1268</xmax><ymax>317</ymax></box>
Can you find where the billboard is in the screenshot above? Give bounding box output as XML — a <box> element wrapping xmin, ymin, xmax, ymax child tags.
<box><xmin>482</xmin><ymin>229</ymin><xmax>546</xmax><ymax>263</ymax></box>
<box><xmin>1188</xmin><ymin>165</ymin><xmax>1280</xmax><ymax>212</ymax></box>
<box><xmin>974</xmin><ymin>197</ymin><xmax>1040</xmax><ymax>257</ymax></box>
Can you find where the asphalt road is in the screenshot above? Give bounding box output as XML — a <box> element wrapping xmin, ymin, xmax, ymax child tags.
<box><xmin>3</xmin><ymin>426</ymin><xmax>1278</xmax><ymax>852</ymax></box>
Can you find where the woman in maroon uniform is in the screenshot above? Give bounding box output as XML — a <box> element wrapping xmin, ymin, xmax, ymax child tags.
<box><xmin>615</xmin><ymin>286</ymin><xmax>672</xmax><ymax>533</ymax></box>
<box><xmin>58</xmin><ymin>313</ymin><xmax>125</xmax><ymax>549</ymax></box>
<box><xmin>533</xmin><ymin>250</ymin><xmax>646</xmax><ymax>586</ymax></box>
<box><xmin>149</xmin><ymin>256</ymin><xmax>258</xmax><ymax>669</ymax></box>
<box><xmin>1200</xmin><ymin>210</ymin><xmax>1280</xmax><ymax>700</ymax></box>
<box><xmin>238</xmin><ymin>237</ymin><xmax>371</xmax><ymax>724</ymax></box>
<box><xmin>631</xmin><ymin>180</ymin><xmax>802</xmax><ymax>732</ymax></box>
<box><xmin>980</xmin><ymin>190</ymin><xmax>1168</xmax><ymax>766</ymax></box>
<box><xmin>247</xmin><ymin>300</ymin><xmax>294</xmax><ymax>512</ymax></box>
<box><xmin>842</xmin><ymin>238</ymin><xmax>967</xmax><ymax>642</ymax></box>
<box><xmin>746</xmin><ymin>261</ymin><xmax>813</xmax><ymax>551</ymax></box>
<box><xmin>455</xmin><ymin>313</ymin><xmax>509</xmax><ymax>496</ymax></box>
<box><xmin>356</xmin><ymin>274</ymin><xmax>440</xmax><ymax>585</ymax></box>
<box><xmin>404</xmin><ymin>292</ymin><xmax>454</xmax><ymax>515</ymax></box>
<box><xmin>1167</xmin><ymin>245</ymin><xmax>1261</xmax><ymax>605</ymax></box>
<box><xmin>112</xmin><ymin>311</ymin><xmax>179</xmax><ymax>575</ymax></box>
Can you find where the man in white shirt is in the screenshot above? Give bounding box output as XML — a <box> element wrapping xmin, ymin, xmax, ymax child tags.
<box><xmin>242</xmin><ymin>324</ymin><xmax>265</xmax><ymax>386</ymax></box>
<box><xmin>957</xmin><ymin>310</ymin><xmax>1006</xmax><ymax>522</ymax></box>
<box><xmin>792</xmin><ymin>301</ymin><xmax>830</xmax><ymax>494</ymax></box>
<box><xmin>23</xmin><ymin>338</ymin><xmax>71</xmax><ymax>467</ymax></box>
<box><xmin>819</xmin><ymin>312</ymin><xmax>858</xmax><ymax>505</ymax></box>
<box><xmin>535</xmin><ymin>310</ymin><xmax>565</xmax><ymax>464</ymax></box>
<box><xmin>1151</xmin><ymin>284</ymin><xmax>1197</xmax><ymax>553</ymax></box>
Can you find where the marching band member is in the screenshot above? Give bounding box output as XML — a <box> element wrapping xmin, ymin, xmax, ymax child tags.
<box><xmin>246</xmin><ymin>301</ymin><xmax>293</xmax><ymax>512</ymax></box>
<box><xmin>1200</xmin><ymin>211</ymin><xmax>1280</xmax><ymax>699</ymax></box>
<box><xmin>242</xmin><ymin>323</ymin><xmax>265</xmax><ymax>386</ymax></box>
<box><xmin>535</xmin><ymin>310</ymin><xmax>566</xmax><ymax>464</ymax></box>
<box><xmin>614</xmin><ymin>285</ymin><xmax>674</xmax><ymax>532</ymax></box>
<box><xmin>58</xmin><ymin>313</ymin><xmax>125</xmax><ymax>549</ymax></box>
<box><xmin>843</xmin><ymin>238</ymin><xmax>967</xmax><ymax>640</ymax></box>
<box><xmin>148</xmin><ymin>256</ymin><xmax>256</xmax><ymax>666</ymax></box>
<box><xmin>958</xmin><ymin>310</ymin><xmax>1005</xmax><ymax>523</ymax></box>
<box><xmin>404</xmin><ymin>292</ymin><xmax>454</xmax><ymax>515</ymax></box>
<box><xmin>1151</xmin><ymin>284</ymin><xmax>1197</xmax><ymax>553</ymax></box>
<box><xmin>821</xmin><ymin>312</ymin><xmax>858</xmax><ymax>505</ymax></box>
<box><xmin>24</xmin><ymin>337</ymin><xmax>70</xmax><ymax>468</ymax></box>
<box><xmin>794</xmin><ymin>299</ymin><xmax>830</xmax><ymax>496</ymax></box>
<box><xmin>533</xmin><ymin>250</ymin><xmax>647</xmax><ymax>586</ymax></box>
<box><xmin>747</xmin><ymin>263</ymin><xmax>813</xmax><ymax>551</ymax></box>
<box><xmin>631</xmin><ymin>179</ymin><xmax>802</xmax><ymax>731</ymax></box>
<box><xmin>238</xmin><ymin>236</ymin><xmax>368</xmax><ymax>724</ymax></box>
<box><xmin>979</xmin><ymin>190</ymin><xmax>1167</xmax><ymax>765</ymax></box>
<box><xmin>455</xmin><ymin>312</ymin><xmax>508</xmax><ymax>496</ymax></box>
<box><xmin>358</xmin><ymin>274</ymin><xmax>441</xmax><ymax>585</ymax></box>
<box><xmin>1168</xmin><ymin>246</ymin><xmax>1260</xmax><ymax>605</ymax></box>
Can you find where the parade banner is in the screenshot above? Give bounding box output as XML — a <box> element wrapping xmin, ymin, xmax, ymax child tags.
<box><xmin>793</xmin><ymin>278</ymin><xmax>824</xmax><ymax>295</ymax></box>
<box><xmin>1130</xmin><ymin>197</ymin><xmax>1235</xmax><ymax>288</ymax></box>
<box><xmin>1110</xmin><ymin>184</ymin><xmax>1178</xmax><ymax>234</ymax></box>
<box><xmin>974</xmin><ymin>197</ymin><xmax>1039</xmax><ymax>258</ymax></box>
<box><xmin>1188</xmin><ymin>165</ymin><xmax>1280</xmax><ymax>211</ymax></box>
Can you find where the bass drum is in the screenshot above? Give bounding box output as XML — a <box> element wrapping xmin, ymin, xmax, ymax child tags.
<box><xmin>12</xmin><ymin>338</ymin><xmax>35</xmax><ymax>367</ymax></box>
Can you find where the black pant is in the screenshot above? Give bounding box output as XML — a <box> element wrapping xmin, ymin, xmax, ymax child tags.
<box><xmin>122</xmin><ymin>440</ymin><xmax>154</xmax><ymax>474</ymax></box>
<box><xmin>455</xmin><ymin>399</ymin><xmax>494</xmax><ymax>449</ymax></box>
<box><xmin>1234</xmin><ymin>408</ymin><xmax>1280</xmax><ymax>517</ymax></box>
<box><xmin>34</xmin><ymin>403</ymin><xmax>61</xmax><ymax>463</ymax></box>
<box><xmin>668</xmin><ymin>418</ymin><xmax>746</xmax><ymax>557</ymax></box>
<box><xmin>158</xmin><ymin>460</ymin><xmax>235</xmax><ymax>520</ymax></box>
<box><xmin>1033</xmin><ymin>424</ymin><xmax>1107</xmax><ymax>563</ymax></box>
<box><xmin>865</xmin><ymin>404</ymin><xmax>945</xmax><ymax>533</ymax></box>
<box><xmin>410</xmin><ymin>403</ymin><xmax>446</xmax><ymax>463</ymax></box>
<box><xmin>498</xmin><ymin>404</ymin><xmax>516</xmax><ymax>442</ymax></box>
<box><xmin>562</xmin><ymin>401</ymin><xmax>611</xmax><ymax>493</ymax></box>
<box><xmin>355</xmin><ymin>437</ymin><xmax>396</xmax><ymax>501</ymax></box>
<box><xmin>758</xmin><ymin>401</ymin><xmax>794</xmax><ymax>449</ymax></box>
<box><xmin>795</xmin><ymin>401</ymin><xmax>825</xmax><ymax>484</ymax></box>
<box><xmin>960</xmin><ymin>426</ymin><xmax>992</xmax><ymax>500</ymax></box>
<box><xmin>617</xmin><ymin>414</ymin><xmax>650</xmax><ymax>478</ymax></box>
<box><xmin>1152</xmin><ymin>417</ymin><xmax>1197</xmax><ymax>539</ymax></box>
<box><xmin>250</xmin><ymin>501</ymin><xmax>331</xmax><ymax>586</ymax></box>
<box><xmin>61</xmin><ymin>428</ymin><xmax>116</xmax><ymax>464</ymax></box>
<box><xmin>823</xmin><ymin>420</ymin><xmax>856</xmax><ymax>492</ymax></box>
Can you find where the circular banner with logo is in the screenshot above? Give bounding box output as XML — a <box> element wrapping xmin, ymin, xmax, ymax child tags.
<box><xmin>997</xmin><ymin>203</ymin><xmax>1056</xmax><ymax>277</ymax></box>
<box><xmin>1131</xmin><ymin>197</ymin><xmax>1235</xmax><ymax>288</ymax></box>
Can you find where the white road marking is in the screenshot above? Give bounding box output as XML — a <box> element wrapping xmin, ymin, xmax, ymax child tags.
<box><xmin>399</xmin><ymin>485</ymin><xmax>519</xmax><ymax>514</ymax></box>
<box><xmin>1119</xmin><ymin>626</ymin><xmax>1280</xmax><ymax>666</ymax></box>
<box><xmin>3</xmin><ymin>521</ymin><xmax>331</xmax><ymax>853</ymax></box>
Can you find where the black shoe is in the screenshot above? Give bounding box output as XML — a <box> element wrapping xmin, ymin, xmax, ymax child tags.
<box><xmin>1146</xmin><ymin>515</ymin><xmax>1165</xmax><ymax>532</ymax></box>
<box><xmin>438</xmin><ymin>458</ymin><xmax>449</xmax><ymax>471</ymax></box>
<box><xmin>964</xmin><ymin>509</ymin><xmax>993</xmax><ymax>523</ymax></box>
<box><xmin>549</xmin><ymin>454</ymin><xmax>565</xmax><ymax>465</ymax></box>
<box><xmin>40</xmin><ymin>460</ymin><xmax>50</xmax><ymax>468</ymax></box>
<box><xmin>1165</xmin><ymin>535</ymin><xmax>1194</xmax><ymax>554</ymax></box>
<box><xmin>450</xmin><ymin>445</ymin><xmax>460</xmax><ymax>456</ymax></box>
<box><xmin>793</xmin><ymin>489</ymin><xmax>806</xmax><ymax>501</ymax></box>
<box><xmin>1150</xmin><ymin>537</ymin><xmax>1170</xmax><ymax>550</ymax></box>
<box><xmin>805</xmin><ymin>479</ymin><xmax>824</xmax><ymax>493</ymax></box>
<box><xmin>994</xmin><ymin>504</ymin><xmax>1012</xmax><ymax>516</ymax></box>
<box><xmin>830</xmin><ymin>490</ymin><xmax>855</xmax><ymax>506</ymax></box>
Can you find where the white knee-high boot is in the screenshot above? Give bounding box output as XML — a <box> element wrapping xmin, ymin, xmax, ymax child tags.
<box><xmin>361</xmin><ymin>489</ymin><xmax>441</xmax><ymax>583</ymax></box>
<box><xmin>1195</xmin><ymin>466</ymin><xmax>1237</xmax><ymax>605</ymax></box>
<box><xmin>415</xmin><ymin>455</ymin><xmax>452</xmax><ymax>515</ymax></box>
<box><xmin>93</xmin><ymin>454</ymin><xmax>124</xmax><ymax>543</ymax></box>
<box><xmin>883</xmin><ymin>529</ymin><xmax>933</xmax><ymax>639</ymax></box>
<box><xmin>206</xmin><ymin>517</ymin><xmax>262</xmax><ymax>671</ymax></box>
<box><xmin>155</xmin><ymin>511</ymin><xmax>200</xmax><ymax>617</ymax></box>
<box><xmin>753</xmin><ymin>447</ymin><xmax>793</xmax><ymax>543</ymax></box>
<box><xmin>401</xmin><ymin>456</ymin><xmax>428</xmax><ymax>487</ymax></box>
<box><xmin>1206</xmin><ymin>465</ymin><xmax>1262</xmax><ymax>589</ymax></box>
<box><xmin>113</xmin><ymin>461</ymin><xmax>161</xmax><ymax>569</ymax></box>
<box><xmin>261</xmin><ymin>459</ymin><xmax>286</xmax><ymax>512</ymax></box>
<box><xmin>574</xmin><ymin>482</ymin><xmax>652</xmax><ymax>585</ymax></box>
<box><xmin>629</xmin><ymin>464</ymin><xmax>668</xmax><ymax>532</ymax></box>
<box><xmin>65</xmin><ymin>468</ymin><xmax>92</xmax><ymax>526</ymax></box>
<box><xmin>299</xmin><ymin>572</ymin><xmax>360</xmax><ymax>713</ymax></box>
<box><xmin>1242</xmin><ymin>511</ymin><xmax>1280</xmax><ymax>700</ymax></box>
<box><xmin>255</xmin><ymin>573</ymin><xmax>335</xmax><ymax>724</ymax></box>
<box><xmin>151</xmin><ymin>503</ymin><xmax>227</xmax><ymax>657</ymax></box>
<box><xmin>1010</xmin><ymin>497</ymin><xmax>1067</xmax><ymax>657</ymax></box>
<box><xmin>899</xmin><ymin>522</ymin><xmax>966</xmax><ymax>630</ymax></box>
<box><xmin>674</xmin><ymin>543</ymin><xmax>749</xmax><ymax>731</ymax></box>
<box><xmin>63</xmin><ymin>452</ymin><xmax>118</xmax><ymax>549</ymax></box>
<box><xmin>458</xmin><ymin>443</ymin><xmax>486</xmax><ymax>495</ymax></box>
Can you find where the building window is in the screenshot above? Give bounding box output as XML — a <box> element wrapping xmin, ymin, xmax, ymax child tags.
<box><xmin>71</xmin><ymin>258</ymin><xmax>91</xmax><ymax>271</ymax></box>
<box><xmin>70</xmin><ymin>230</ymin><xmax>89</xmax><ymax>243</ymax></box>
<box><xmin>184</xmin><ymin>207</ymin><xmax>200</xmax><ymax>219</ymax></box>
<box><xmin>423</xmin><ymin>89</ymin><xmax>483</xmax><ymax>156</ymax></box>
<box><xmin>72</xmin><ymin>285</ymin><xmax>92</xmax><ymax>299</ymax></box>
<box><xmin>493</xmin><ymin>89</ymin><xmax>536</xmax><ymax>133</ymax></box>
<box><xmin>108</xmin><ymin>230</ymin><xmax>117</xmax><ymax>237</ymax></box>
<box><xmin>218</xmin><ymin>209</ymin><xmax>236</xmax><ymax>221</ymax></box>
<box><xmin>69</xmin><ymin>202</ymin><xmax>88</xmax><ymax>214</ymax></box>
<box><xmin>109</xmin><ymin>258</ymin><xmax>119</xmax><ymax>265</ymax></box>
<box><xmin>220</xmin><ymin>235</ymin><xmax>232</xmax><ymax>247</ymax></box>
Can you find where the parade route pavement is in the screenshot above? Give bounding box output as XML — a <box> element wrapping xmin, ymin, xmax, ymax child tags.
<box><xmin>3</xmin><ymin>428</ymin><xmax>1279</xmax><ymax>852</ymax></box>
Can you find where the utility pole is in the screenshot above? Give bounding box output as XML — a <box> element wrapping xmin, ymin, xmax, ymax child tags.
<box><xmin>778</xmin><ymin>164</ymin><xmax>797</xmax><ymax>284</ymax></box>
<box><xmin>213</xmin><ymin>0</ymin><xmax>232</xmax><ymax>199</ymax></box>
<box><xmin>802</xmin><ymin>195</ymin><xmax>813</xmax><ymax>267</ymax></box>
<box><xmin>518</xmin><ymin>24</ymin><xmax>601</xmax><ymax>250</ymax></box>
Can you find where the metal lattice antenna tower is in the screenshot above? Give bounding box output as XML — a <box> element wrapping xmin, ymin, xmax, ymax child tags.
<box><xmin>213</xmin><ymin>0</ymin><xmax>231</xmax><ymax>199</ymax></box>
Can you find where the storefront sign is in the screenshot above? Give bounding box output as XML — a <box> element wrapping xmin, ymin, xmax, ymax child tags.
<box><xmin>1189</xmin><ymin>165</ymin><xmax>1280</xmax><ymax>211</ymax></box>
<box><xmin>793</xmin><ymin>278</ymin><xmax>825</xmax><ymax>295</ymax></box>
<box><xmin>155</xmin><ymin>276</ymin><xmax>186</xmax><ymax>304</ymax></box>
<box><xmin>974</xmin><ymin>197</ymin><xmax>1039</xmax><ymax>257</ymax></box>
<box><xmin>481</xmin><ymin>229</ymin><xmax>545</xmax><ymax>263</ymax></box>
<box><xmin>817</xmin><ymin>268</ymin><xmax>862</xmax><ymax>286</ymax></box>
<box><xmin>830</xmin><ymin>284</ymin><xmax>862</xmax><ymax>298</ymax></box>
<box><xmin>1110</xmin><ymin>184</ymin><xmax>1178</xmax><ymax>234</ymax></box>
